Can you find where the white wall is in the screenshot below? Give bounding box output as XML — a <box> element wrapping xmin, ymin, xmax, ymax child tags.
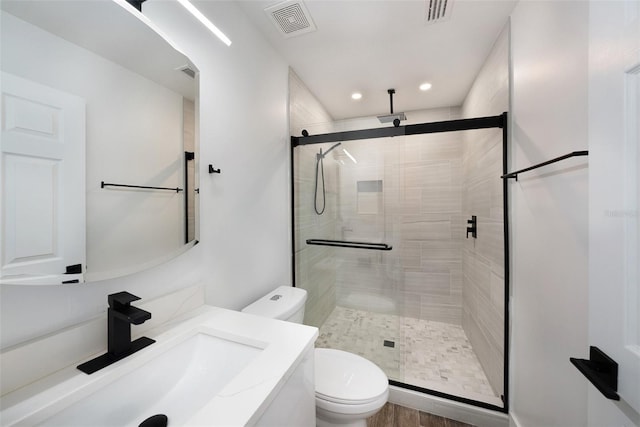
<box><xmin>142</xmin><ymin>0</ymin><xmax>291</xmax><ymax>310</ymax></box>
<box><xmin>588</xmin><ymin>0</ymin><xmax>640</xmax><ymax>424</ymax></box>
<box><xmin>0</xmin><ymin>1</ymin><xmax>290</xmax><ymax>350</ymax></box>
<box><xmin>509</xmin><ymin>1</ymin><xmax>589</xmax><ymax>425</ymax></box>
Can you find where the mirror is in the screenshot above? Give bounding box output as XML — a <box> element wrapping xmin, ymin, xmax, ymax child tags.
<box><xmin>0</xmin><ymin>0</ymin><xmax>199</xmax><ymax>285</ymax></box>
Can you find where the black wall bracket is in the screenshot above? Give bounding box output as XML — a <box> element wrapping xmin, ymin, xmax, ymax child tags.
<box><xmin>208</xmin><ymin>165</ymin><xmax>221</xmax><ymax>174</ymax></box>
<box><xmin>570</xmin><ymin>346</ymin><xmax>620</xmax><ymax>400</ymax></box>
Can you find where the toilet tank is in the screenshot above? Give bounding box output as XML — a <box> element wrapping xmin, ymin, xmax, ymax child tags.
<box><xmin>241</xmin><ymin>286</ymin><xmax>307</xmax><ymax>323</ymax></box>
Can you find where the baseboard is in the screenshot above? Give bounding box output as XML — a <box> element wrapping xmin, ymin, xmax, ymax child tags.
<box><xmin>389</xmin><ymin>385</ymin><xmax>509</xmax><ymax>427</ymax></box>
<box><xmin>510</xmin><ymin>411</ymin><xmax>523</xmax><ymax>427</ymax></box>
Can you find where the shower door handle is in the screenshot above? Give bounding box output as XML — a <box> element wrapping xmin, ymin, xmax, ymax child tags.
<box><xmin>306</xmin><ymin>239</ymin><xmax>392</xmax><ymax>251</ymax></box>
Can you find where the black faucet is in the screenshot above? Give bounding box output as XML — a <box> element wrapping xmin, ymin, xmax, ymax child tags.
<box><xmin>108</xmin><ymin>292</ymin><xmax>152</xmax><ymax>355</ymax></box>
<box><xmin>77</xmin><ymin>291</ymin><xmax>155</xmax><ymax>374</ymax></box>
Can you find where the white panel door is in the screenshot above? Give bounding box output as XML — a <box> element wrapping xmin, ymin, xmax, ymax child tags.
<box><xmin>588</xmin><ymin>0</ymin><xmax>640</xmax><ymax>423</ymax></box>
<box><xmin>1</xmin><ymin>72</ymin><xmax>85</xmax><ymax>284</ymax></box>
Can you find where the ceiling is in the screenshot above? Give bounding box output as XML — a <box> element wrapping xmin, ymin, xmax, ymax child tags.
<box><xmin>235</xmin><ymin>0</ymin><xmax>517</xmax><ymax>120</ymax></box>
<box><xmin>1</xmin><ymin>0</ymin><xmax>196</xmax><ymax>100</ymax></box>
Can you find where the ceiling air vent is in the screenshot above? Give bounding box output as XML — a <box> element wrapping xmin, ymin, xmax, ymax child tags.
<box><xmin>178</xmin><ymin>65</ymin><xmax>196</xmax><ymax>79</ymax></box>
<box><xmin>265</xmin><ymin>0</ymin><xmax>317</xmax><ymax>38</ymax></box>
<box><xmin>425</xmin><ymin>0</ymin><xmax>454</xmax><ymax>24</ymax></box>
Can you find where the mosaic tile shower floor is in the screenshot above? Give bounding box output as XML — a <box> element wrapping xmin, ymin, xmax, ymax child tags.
<box><xmin>316</xmin><ymin>306</ymin><xmax>501</xmax><ymax>406</ymax></box>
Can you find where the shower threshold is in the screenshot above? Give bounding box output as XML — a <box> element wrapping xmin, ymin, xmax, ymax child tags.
<box><xmin>316</xmin><ymin>306</ymin><xmax>503</xmax><ymax>410</ymax></box>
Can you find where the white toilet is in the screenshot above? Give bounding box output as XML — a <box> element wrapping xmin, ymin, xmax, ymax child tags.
<box><xmin>242</xmin><ymin>286</ymin><xmax>389</xmax><ymax>427</ymax></box>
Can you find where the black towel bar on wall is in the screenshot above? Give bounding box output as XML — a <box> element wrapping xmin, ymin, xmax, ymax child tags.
<box><xmin>502</xmin><ymin>150</ymin><xmax>588</xmax><ymax>180</ymax></box>
<box><xmin>101</xmin><ymin>181</ymin><xmax>183</xmax><ymax>192</ymax></box>
<box><xmin>306</xmin><ymin>239</ymin><xmax>392</xmax><ymax>251</ymax></box>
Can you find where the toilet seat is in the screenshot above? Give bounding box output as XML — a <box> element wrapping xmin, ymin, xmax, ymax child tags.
<box><xmin>314</xmin><ymin>348</ymin><xmax>389</xmax><ymax>406</ymax></box>
<box><xmin>315</xmin><ymin>389</ymin><xmax>389</xmax><ymax>417</ymax></box>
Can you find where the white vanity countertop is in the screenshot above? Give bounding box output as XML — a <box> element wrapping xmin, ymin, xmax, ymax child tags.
<box><xmin>0</xmin><ymin>306</ymin><xmax>318</xmax><ymax>426</ymax></box>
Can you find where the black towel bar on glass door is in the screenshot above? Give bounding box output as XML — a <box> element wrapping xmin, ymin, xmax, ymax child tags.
<box><xmin>501</xmin><ymin>150</ymin><xmax>588</xmax><ymax>180</ymax></box>
<box><xmin>306</xmin><ymin>239</ymin><xmax>392</xmax><ymax>251</ymax></box>
<box><xmin>101</xmin><ymin>181</ymin><xmax>183</xmax><ymax>192</ymax></box>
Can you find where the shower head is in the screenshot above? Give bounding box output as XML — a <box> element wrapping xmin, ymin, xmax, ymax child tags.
<box><xmin>377</xmin><ymin>89</ymin><xmax>406</xmax><ymax>127</ymax></box>
<box><xmin>325</xmin><ymin>142</ymin><xmax>342</xmax><ymax>155</ymax></box>
<box><xmin>377</xmin><ymin>113</ymin><xmax>407</xmax><ymax>123</ymax></box>
<box><xmin>318</xmin><ymin>142</ymin><xmax>342</xmax><ymax>159</ymax></box>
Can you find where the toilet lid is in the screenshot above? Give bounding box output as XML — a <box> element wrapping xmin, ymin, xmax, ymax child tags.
<box><xmin>314</xmin><ymin>348</ymin><xmax>389</xmax><ymax>405</ymax></box>
<box><xmin>241</xmin><ymin>286</ymin><xmax>307</xmax><ymax>320</ymax></box>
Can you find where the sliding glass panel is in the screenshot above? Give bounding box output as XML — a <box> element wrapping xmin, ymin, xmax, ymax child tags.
<box><xmin>293</xmin><ymin>123</ymin><xmax>506</xmax><ymax>410</ymax></box>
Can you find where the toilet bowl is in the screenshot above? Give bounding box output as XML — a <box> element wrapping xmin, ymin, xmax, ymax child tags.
<box><xmin>242</xmin><ymin>286</ymin><xmax>389</xmax><ymax>427</ymax></box>
<box><xmin>315</xmin><ymin>348</ymin><xmax>389</xmax><ymax>427</ymax></box>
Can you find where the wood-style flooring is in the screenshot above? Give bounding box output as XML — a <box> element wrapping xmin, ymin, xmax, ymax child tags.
<box><xmin>367</xmin><ymin>403</ymin><xmax>474</xmax><ymax>427</ymax></box>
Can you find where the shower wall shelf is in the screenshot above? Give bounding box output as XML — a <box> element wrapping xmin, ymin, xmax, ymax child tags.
<box><xmin>100</xmin><ymin>181</ymin><xmax>183</xmax><ymax>192</ymax></box>
<box><xmin>501</xmin><ymin>150</ymin><xmax>588</xmax><ymax>180</ymax></box>
<box><xmin>306</xmin><ymin>239</ymin><xmax>392</xmax><ymax>251</ymax></box>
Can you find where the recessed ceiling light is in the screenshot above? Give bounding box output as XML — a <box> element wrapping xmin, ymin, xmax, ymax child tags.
<box><xmin>351</xmin><ymin>92</ymin><xmax>363</xmax><ymax>100</ymax></box>
<box><xmin>419</xmin><ymin>82</ymin><xmax>432</xmax><ymax>91</ymax></box>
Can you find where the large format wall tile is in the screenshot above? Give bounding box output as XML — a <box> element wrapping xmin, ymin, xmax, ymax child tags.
<box><xmin>290</xmin><ymin>70</ymin><xmax>337</xmax><ymax>327</ymax></box>
<box><xmin>460</xmin><ymin>25</ymin><xmax>509</xmax><ymax>397</ymax></box>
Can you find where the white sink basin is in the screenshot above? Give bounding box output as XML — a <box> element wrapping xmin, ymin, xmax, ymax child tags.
<box><xmin>1</xmin><ymin>307</ymin><xmax>318</xmax><ymax>427</ymax></box>
<box><xmin>37</xmin><ymin>331</ymin><xmax>262</xmax><ymax>427</ymax></box>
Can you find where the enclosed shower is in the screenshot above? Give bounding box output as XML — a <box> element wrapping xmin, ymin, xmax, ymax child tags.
<box><xmin>291</xmin><ymin>110</ymin><xmax>509</xmax><ymax>412</ymax></box>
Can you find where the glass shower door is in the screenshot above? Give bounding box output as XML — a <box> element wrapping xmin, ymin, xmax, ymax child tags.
<box><xmin>293</xmin><ymin>119</ymin><xmax>507</xmax><ymax>410</ymax></box>
<box><xmin>294</xmin><ymin>136</ymin><xmax>405</xmax><ymax>381</ymax></box>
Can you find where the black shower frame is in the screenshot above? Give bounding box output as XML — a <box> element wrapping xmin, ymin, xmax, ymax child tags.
<box><xmin>290</xmin><ymin>112</ymin><xmax>510</xmax><ymax>414</ymax></box>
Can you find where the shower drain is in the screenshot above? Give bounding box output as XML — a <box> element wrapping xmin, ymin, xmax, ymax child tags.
<box><xmin>383</xmin><ymin>340</ymin><xmax>395</xmax><ymax>348</ymax></box>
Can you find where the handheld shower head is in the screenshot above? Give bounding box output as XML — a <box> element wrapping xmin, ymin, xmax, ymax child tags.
<box><xmin>314</xmin><ymin>142</ymin><xmax>342</xmax><ymax>215</ymax></box>
<box><xmin>324</xmin><ymin>142</ymin><xmax>342</xmax><ymax>156</ymax></box>
<box><xmin>318</xmin><ymin>142</ymin><xmax>342</xmax><ymax>159</ymax></box>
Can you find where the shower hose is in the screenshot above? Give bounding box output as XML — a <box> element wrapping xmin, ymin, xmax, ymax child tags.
<box><xmin>313</xmin><ymin>143</ymin><xmax>341</xmax><ymax>215</ymax></box>
<box><xmin>314</xmin><ymin>149</ymin><xmax>326</xmax><ymax>215</ymax></box>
